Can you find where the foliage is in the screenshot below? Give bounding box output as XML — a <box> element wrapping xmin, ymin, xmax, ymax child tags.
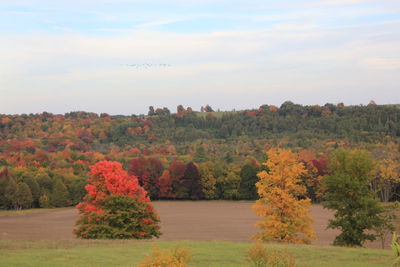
<box><xmin>14</xmin><ymin>182</ymin><xmax>33</xmax><ymax>210</ymax></box>
<box><xmin>323</xmin><ymin>149</ymin><xmax>385</xmax><ymax>247</ymax></box>
<box><xmin>74</xmin><ymin>161</ymin><xmax>161</xmax><ymax>239</ymax></box>
<box><xmin>373</xmin><ymin>203</ymin><xmax>398</xmax><ymax>249</ymax></box>
<box><xmin>246</xmin><ymin>242</ymin><xmax>296</xmax><ymax>267</ymax></box>
<box><xmin>253</xmin><ymin>148</ymin><xmax>315</xmax><ymax>244</ymax></box>
<box><xmin>1</xmin><ymin>103</ymin><xmax>400</xmax><ymax>209</ymax></box>
<box><xmin>238</xmin><ymin>163</ymin><xmax>259</xmax><ymax>200</ymax></box>
<box><xmin>39</xmin><ymin>194</ymin><xmax>51</xmax><ymax>208</ymax></box>
<box><xmin>183</xmin><ymin>162</ymin><xmax>203</xmax><ymax>200</ymax></box>
<box><xmin>199</xmin><ymin>162</ymin><xmax>217</xmax><ymax>199</ymax></box>
<box><xmin>137</xmin><ymin>244</ymin><xmax>193</xmax><ymax>267</ymax></box>
<box><xmin>392</xmin><ymin>233</ymin><xmax>400</xmax><ymax>267</ymax></box>
<box><xmin>50</xmin><ymin>180</ymin><xmax>70</xmax><ymax>207</ymax></box>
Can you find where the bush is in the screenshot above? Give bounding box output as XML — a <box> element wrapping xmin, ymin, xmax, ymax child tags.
<box><xmin>137</xmin><ymin>244</ymin><xmax>193</xmax><ymax>267</ymax></box>
<box><xmin>246</xmin><ymin>242</ymin><xmax>296</xmax><ymax>267</ymax></box>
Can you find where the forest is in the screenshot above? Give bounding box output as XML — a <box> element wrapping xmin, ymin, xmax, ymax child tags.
<box><xmin>0</xmin><ymin>101</ymin><xmax>399</xmax><ymax>209</ymax></box>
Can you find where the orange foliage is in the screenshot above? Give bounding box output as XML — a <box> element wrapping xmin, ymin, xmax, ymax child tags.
<box><xmin>253</xmin><ymin>148</ymin><xmax>315</xmax><ymax>244</ymax></box>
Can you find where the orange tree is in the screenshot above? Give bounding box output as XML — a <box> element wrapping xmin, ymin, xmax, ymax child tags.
<box><xmin>74</xmin><ymin>161</ymin><xmax>161</xmax><ymax>239</ymax></box>
<box><xmin>252</xmin><ymin>148</ymin><xmax>315</xmax><ymax>244</ymax></box>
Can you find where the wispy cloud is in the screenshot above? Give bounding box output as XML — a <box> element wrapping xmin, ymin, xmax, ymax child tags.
<box><xmin>0</xmin><ymin>0</ymin><xmax>399</xmax><ymax>114</ymax></box>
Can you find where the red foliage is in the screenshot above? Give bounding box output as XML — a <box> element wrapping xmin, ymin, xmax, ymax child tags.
<box><xmin>158</xmin><ymin>170</ymin><xmax>174</xmax><ymax>198</ymax></box>
<box><xmin>311</xmin><ymin>157</ymin><xmax>328</xmax><ymax>176</ymax></box>
<box><xmin>77</xmin><ymin>161</ymin><xmax>149</xmax><ymax>215</ymax></box>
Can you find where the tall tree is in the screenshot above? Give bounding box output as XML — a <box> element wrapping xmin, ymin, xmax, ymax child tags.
<box><xmin>253</xmin><ymin>148</ymin><xmax>315</xmax><ymax>244</ymax></box>
<box><xmin>183</xmin><ymin>162</ymin><xmax>203</xmax><ymax>200</ymax></box>
<box><xmin>169</xmin><ymin>161</ymin><xmax>186</xmax><ymax>199</ymax></box>
<box><xmin>51</xmin><ymin>180</ymin><xmax>70</xmax><ymax>207</ymax></box>
<box><xmin>199</xmin><ymin>161</ymin><xmax>217</xmax><ymax>199</ymax></box>
<box><xmin>4</xmin><ymin>177</ymin><xmax>18</xmax><ymax>209</ymax></box>
<box><xmin>238</xmin><ymin>163</ymin><xmax>259</xmax><ymax>200</ymax></box>
<box><xmin>15</xmin><ymin>182</ymin><xmax>33</xmax><ymax>209</ymax></box>
<box><xmin>323</xmin><ymin>149</ymin><xmax>386</xmax><ymax>247</ymax></box>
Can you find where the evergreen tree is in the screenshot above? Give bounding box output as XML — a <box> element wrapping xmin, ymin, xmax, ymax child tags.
<box><xmin>183</xmin><ymin>162</ymin><xmax>203</xmax><ymax>200</ymax></box>
<box><xmin>15</xmin><ymin>182</ymin><xmax>33</xmax><ymax>209</ymax></box>
<box><xmin>4</xmin><ymin>177</ymin><xmax>18</xmax><ymax>209</ymax></box>
<box><xmin>24</xmin><ymin>176</ymin><xmax>41</xmax><ymax>207</ymax></box>
<box><xmin>0</xmin><ymin>168</ymin><xmax>12</xmax><ymax>209</ymax></box>
<box><xmin>238</xmin><ymin>163</ymin><xmax>259</xmax><ymax>200</ymax></box>
<box><xmin>68</xmin><ymin>178</ymin><xmax>87</xmax><ymax>205</ymax></box>
<box><xmin>51</xmin><ymin>180</ymin><xmax>70</xmax><ymax>207</ymax></box>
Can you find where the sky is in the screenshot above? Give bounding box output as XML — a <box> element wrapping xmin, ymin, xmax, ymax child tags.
<box><xmin>0</xmin><ymin>0</ymin><xmax>399</xmax><ymax>115</ymax></box>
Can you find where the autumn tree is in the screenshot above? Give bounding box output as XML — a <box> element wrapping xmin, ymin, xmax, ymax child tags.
<box><xmin>323</xmin><ymin>149</ymin><xmax>386</xmax><ymax>247</ymax></box>
<box><xmin>199</xmin><ymin>161</ymin><xmax>217</xmax><ymax>199</ymax></box>
<box><xmin>169</xmin><ymin>161</ymin><xmax>187</xmax><ymax>199</ymax></box>
<box><xmin>372</xmin><ymin>143</ymin><xmax>400</xmax><ymax>202</ymax></box>
<box><xmin>158</xmin><ymin>170</ymin><xmax>173</xmax><ymax>198</ymax></box>
<box><xmin>75</xmin><ymin>161</ymin><xmax>161</xmax><ymax>239</ymax></box>
<box><xmin>253</xmin><ymin>148</ymin><xmax>315</xmax><ymax>244</ymax></box>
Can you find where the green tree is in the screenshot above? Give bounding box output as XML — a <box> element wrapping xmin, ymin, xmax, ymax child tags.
<box><xmin>23</xmin><ymin>176</ymin><xmax>41</xmax><ymax>208</ymax></box>
<box><xmin>68</xmin><ymin>178</ymin><xmax>88</xmax><ymax>205</ymax></box>
<box><xmin>193</xmin><ymin>146</ymin><xmax>207</xmax><ymax>163</ymax></box>
<box><xmin>238</xmin><ymin>163</ymin><xmax>259</xmax><ymax>200</ymax></box>
<box><xmin>323</xmin><ymin>149</ymin><xmax>385</xmax><ymax>247</ymax></box>
<box><xmin>39</xmin><ymin>194</ymin><xmax>51</xmax><ymax>208</ymax></box>
<box><xmin>15</xmin><ymin>182</ymin><xmax>33</xmax><ymax>209</ymax></box>
<box><xmin>50</xmin><ymin>180</ymin><xmax>70</xmax><ymax>207</ymax></box>
<box><xmin>4</xmin><ymin>177</ymin><xmax>18</xmax><ymax>209</ymax></box>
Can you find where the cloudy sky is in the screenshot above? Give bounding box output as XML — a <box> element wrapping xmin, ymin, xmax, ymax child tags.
<box><xmin>1</xmin><ymin>0</ymin><xmax>399</xmax><ymax>115</ymax></box>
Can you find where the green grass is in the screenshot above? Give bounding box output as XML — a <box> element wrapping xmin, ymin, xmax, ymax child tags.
<box><xmin>0</xmin><ymin>240</ymin><xmax>393</xmax><ymax>267</ymax></box>
<box><xmin>0</xmin><ymin>207</ymin><xmax>70</xmax><ymax>217</ymax></box>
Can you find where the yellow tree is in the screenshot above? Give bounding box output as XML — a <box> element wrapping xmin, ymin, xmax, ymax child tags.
<box><xmin>252</xmin><ymin>148</ymin><xmax>315</xmax><ymax>244</ymax></box>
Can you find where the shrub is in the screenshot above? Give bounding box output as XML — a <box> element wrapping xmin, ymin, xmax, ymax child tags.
<box><xmin>137</xmin><ymin>244</ymin><xmax>193</xmax><ymax>267</ymax></box>
<box><xmin>246</xmin><ymin>242</ymin><xmax>296</xmax><ymax>267</ymax></box>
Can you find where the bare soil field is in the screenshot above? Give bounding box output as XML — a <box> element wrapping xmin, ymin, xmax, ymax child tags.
<box><xmin>0</xmin><ymin>201</ymin><xmax>390</xmax><ymax>248</ymax></box>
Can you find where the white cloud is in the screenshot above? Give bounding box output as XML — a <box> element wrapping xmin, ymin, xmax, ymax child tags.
<box><xmin>360</xmin><ymin>58</ymin><xmax>400</xmax><ymax>70</ymax></box>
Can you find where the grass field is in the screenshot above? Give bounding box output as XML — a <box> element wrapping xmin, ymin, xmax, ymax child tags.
<box><xmin>0</xmin><ymin>240</ymin><xmax>393</xmax><ymax>267</ymax></box>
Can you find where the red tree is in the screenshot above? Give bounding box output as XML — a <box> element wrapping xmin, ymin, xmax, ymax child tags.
<box><xmin>75</xmin><ymin>161</ymin><xmax>161</xmax><ymax>239</ymax></box>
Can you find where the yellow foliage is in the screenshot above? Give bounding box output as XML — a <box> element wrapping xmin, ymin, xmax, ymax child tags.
<box><xmin>253</xmin><ymin>148</ymin><xmax>315</xmax><ymax>244</ymax></box>
<box><xmin>246</xmin><ymin>242</ymin><xmax>296</xmax><ymax>267</ymax></box>
<box><xmin>137</xmin><ymin>244</ymin><xmax>193</xmax><ymax>267</ymax></box>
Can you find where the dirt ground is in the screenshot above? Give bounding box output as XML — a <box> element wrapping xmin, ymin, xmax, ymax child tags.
<box><xmin>0</xmin><ymin>201</ymin><xmax>390</xmax><ymax>248</ymax></box>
